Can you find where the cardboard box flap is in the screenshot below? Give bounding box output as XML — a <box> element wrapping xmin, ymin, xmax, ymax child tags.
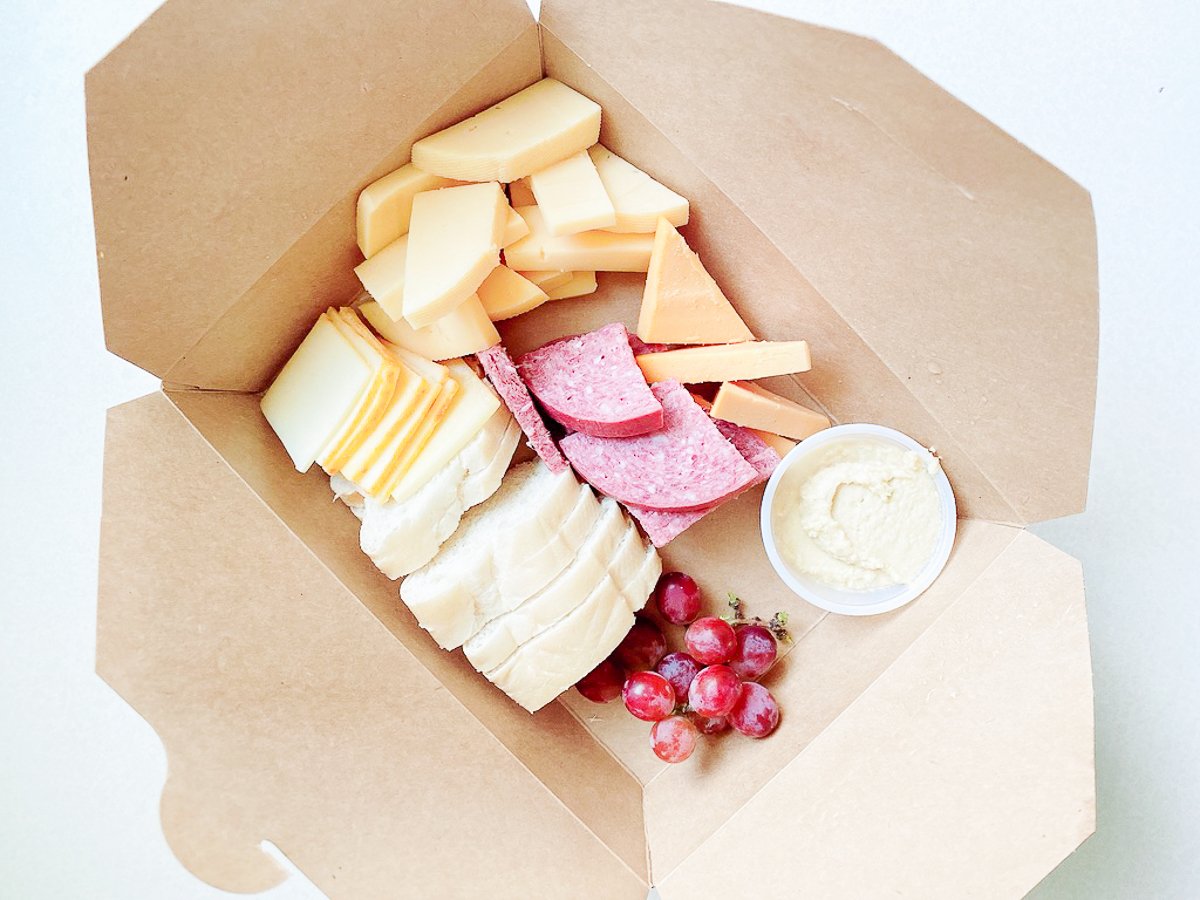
<box><xmin>96</xmin><ymin>392</ymin><xmax>648</xmax><ymax>898</ymax></box>
<box><xmin>540</xmin><ymin>0</ymin><xmax>1098</xmax><ymax>525</ymax></box>
<box><xmin>658</xmin><ymin>528</ymin><xmax>1095</xmax><ymax>898</ymax></box>
<box><xmin>86</xmin><ymin>0</ymin><xmax>536</xmax><ymax>381</ymax></box>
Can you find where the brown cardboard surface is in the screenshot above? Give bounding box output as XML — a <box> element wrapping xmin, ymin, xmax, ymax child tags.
<box><xmin>98</xmin><ymin>391</ymin><xmax>648</xmax><ymax>897</ymax></box>
<box><xmin>88</xmin><ymin>0</ymin><xmax>1099</xmax><ymax>894</ymax></box>
<box><xmin>541</xmin><ymin>0</ymin><xmax>1098</xmax><ymax>525</ymax></box>
<box><xmin>88</xmin><ymin>0</ymin><xmax>535</xmax><ymax>381</ymax></box>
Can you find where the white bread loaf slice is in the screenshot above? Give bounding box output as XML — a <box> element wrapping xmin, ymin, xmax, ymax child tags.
<box><xmin>400</xmin><ymin>462</ymin><xmax>594</xmax><ymax>648</ymax></box>
<box><xmin>463</xmin><ymin>498</ymin><xmax>628</xmax><ymax>673</ymax></box>
<box><xmin>352</xmin><ymin>405</ymin><xmax>517</xmax><ymax>579</ymax></box>
<box><xmin>486</xmin><ymin>532</ymin><xmax>661</xmax><ymax>712</ymax></box>
<box><xmin>330</xmin><ymin>473</ymin><xmax>366</xmax><ymax>517</ymax></box>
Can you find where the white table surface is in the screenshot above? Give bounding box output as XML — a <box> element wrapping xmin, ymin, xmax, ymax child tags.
<box><xmin>2</xmin><ymin>0</ymin><xmax>1197</xmax><ymax>896</ymax></box>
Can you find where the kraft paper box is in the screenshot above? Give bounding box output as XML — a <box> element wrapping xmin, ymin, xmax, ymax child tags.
<box><xmin>87</xmin><ymin>0</ymin><xmax>1098</xmax><ymax>896</ymax></box>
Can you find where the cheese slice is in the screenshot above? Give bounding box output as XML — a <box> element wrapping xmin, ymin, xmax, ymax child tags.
<box><xmin>638</xmin><ymin>218</ymin><xmax>754</xmax><ymax>344</ymax></box>
<box><xmin>749</xmin><ymin>429</ymin><xmax>797</xmax><ymax>458</ymax></box>
<box><xmin>710</xmin><ymin>380</ymin><xmax>831</xmax><ymax>440</ymax></box>
<box><xmin>635</xmin><ymin>341</ymin><xmax>811</xmax><ymax>383</ymax></box>
<box><xmin>319</xmin><ymin>311</ymin><xmax>402</xmax><ymax>471</ymax></box>
<box><xmin>356</xmin><ymin>164</ymin><xmax>461</xmax><ymax>258</ymax></box>
<box><xmin>338</xmin><ymin>364</ymin><xmax>429</xmax><ymax>484</ymax></box>
<box><xmin>354</xmin><ymin>234</ymin><xmax>409</xmax><ymax>321</ymax></box>
<box><xmin>501</xmin><ymin>207</ymin><xmax>530</xmax><ymax>247</ymax></box>
<box><xmin>404</xmin><ymin>182</ymin><xmax>507</xmax><ymax>328</ymax></box>
<box><xmin>463</xmin><ymin>501</ymin><xmax>629</xmax><ymax>673</ymax></box>
<box><xmin>477</xmin><ymin>266</ymin><xmax>549</xmax><ymax>321</ymax></box>
<box><xmin>261</xmin><ymin>316</ymin><xmax>374</xmax><ymax>472</ymax></box>
<box><xmin>378</xmin><ymin>376</ymin><xmax>461</xmax><ymax>497</ymax></box>
<box><xmin>517</xmin><ymin>269</ymin><xmax>573</xmax><ymax>291</ymax></box>
<box><xmin>528</xmin><ymin>150</ymin><xmax>616</xmax><ymax>236</ymax></box>
<box><xmin>508</xmin><ymin>178</ymin><xmax>536</xmax><ymax>207</ymax></box>
<box><xmin>412</xmin><ymin>79</ymin><xmax>602</xmax><ymax>182</ymax></box>
<box><xmin>389</xmin><ymin>360</ymin><xmax>501</xmax><ymax>502</ymax></box>
<box><xmin>545</xmin><ymin>271</ymin><xmax>597</xmax><ymax>301</ymax></box>
<box><xmin>359</xmin><ymin>295</ymin><xmax>498</xmax><ymax>361</ymax></box>
<box><xmin>588</xmin><ymin>145</ymin><xmax>689</xmax><ymax>234</ymax></box>
<box><xmin>504</xmin><ymin>206</ymin><xmax>654</xmax><ymax>273</ymax></box>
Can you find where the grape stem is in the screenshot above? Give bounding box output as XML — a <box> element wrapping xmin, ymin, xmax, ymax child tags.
<box><xmin>721</xmin><ymin>592</ymin><xmax>792</xmax><ymax>643</ymax></box>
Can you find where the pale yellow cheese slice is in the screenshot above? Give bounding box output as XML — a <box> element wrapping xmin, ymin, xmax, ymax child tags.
<box><xmin>508</xmin><ymin>178</ymin><xmax>536</xmax><ymax>207</ymax></box>
<box><xmin>359</xmin><ymin>295</ymin><xmax>498</xmax><ymax>361</ymax></box>
<box><xmin>635</xmin><ymin>340</ymin><xmax>812</xmax><ymax>384</ymax></box>
<box><xmin>339</xmin><ymin>371</ymin><xmax>430</xmax><ymax>484</ymax></box>
<box><xmin>476</xmin><ymin>266</ymin><xmax>549</xmax><ymax>322</ymax></box>
<box><xmin>545</xmin><ymin>271</ymin><xmax>597</xmax><ymax>301</ymax></box>
<box><xmin>403</xmin><ymin>182</ymin><xmax>507</xmax><ymax>328</ymax></box>
<box><xmin>356</xmin><ymin>163</ymin><xmax>461</xmax><ymax>258</ymax></box>
<box><xmin>354</xmin><ymin>234</ymin><xmax>409</xmax><ymax>321</ymax></box>
<box><xmin>411</xmin><ymin>78</ymin><xmax>602</xmax><ymax>182</ymax></box>
<box><xmin>318</xmin><ymin>311</ymin><xmax>401</xmax><ymax>471</ymax></box>
<box><xmin>503</xmin><ymin>206</ymin><xmax>654</xmax><ymax>273</ymax></box>
<box><xmin>588</xmin><ymin>145</ymin><xmax>689</xmax><ymax>234</ymax></box>
<box><xmin>379</xmin><ymin>377</ymin><xmax>460</xmax><ymax>498</ymax></box>
<box><xmin>710</xmin><ymin>380</ymin><xmax>830</xmax><ymax>440</ymax></box>
<box><xmin>516</xmin><ymin>269</ymin><xmax>573</xmax><ymax>291</ymax></box>
<box><xmin>638</xmin><ymin>218</ymin><xmax>754</xmax><ymax>344</ymax></box>
<box><xmin>389</xmin><ymin>360</ymin><xmax>501</xmax><ymax>502</ymax></box>
<box><xmin>749</xmin><ymin>429</ymin><xmax>798</xmax><ymax>458</ymax></box>
<box><xmin>501</xmin><ymin>207</ymin><xmax>529</xmax><ymax>247</ymax></box>
<box><xmin>260</xmin><ymin>315</ymin><xmax>374</xmax><ymax>472</ymax></box>
<box><xmin>528</xmin><ymin>150</ymin><xmax>616</xmax><ymax>236</ymax></box>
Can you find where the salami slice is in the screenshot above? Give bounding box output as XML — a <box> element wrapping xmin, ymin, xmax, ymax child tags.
<box><xmin>476</xmin><ymin>344</ymin><xmax>568</xmax><ymax>474</ymax></box>
<box><xmin>626</xmin><ymin>333</ymin><xmax>670</xmax><ymax>357</ymax></box>
<box><xmin>625</xmin><ymin>422</ymin><xmax>781</xmax><ymax>546</ymax></box>
<box><xmin>517</xmin><ymin>323</ymin><xmax>664</xmax><ymax>438</ymax></box>
<box><xmin>559</xmin><ymin>380</ymin><xmax>757</xmax><ymax>512</ymax></box>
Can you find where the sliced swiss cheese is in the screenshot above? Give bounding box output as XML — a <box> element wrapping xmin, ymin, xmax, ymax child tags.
<box><xmin>477</xmin><ymin>266</ymin><xmax>549</xmax><ymax>322</ymax></box>
<box><xmin>635</xmin><ymin>341</ymin><xmax>811</xmax><ymax>383</ymax></box>
<box><xmin>710</xmin><ymin>381</ymin><xmax>830</xmax><ymax>440</ymax></box>
<box><xmin>508</xmin><ymin>178</ymin><xmax>536</xmax><ymax>207</ymax></box>
<box><xmin>403</xmin><ymin>182</ymin><xmax>507</xmax><ymax>328</ymax></box>
<box><xmin>501</xmin><ymin>207</ymin><xmax>530</xmax><ymax>247</ymax></box>
<box><xmin>588</xmin><ymin>145</ymin><xmax>689</xmax><ymax>234</ymax></box>
<box><xmin>517</xmin><ymin>269</ymin><xmax>573</xmax><ymax>291</ymax></box>
<box><xmin>528</xmin><ymin>150</ymin><xmax>616</xmax><ymax>236</ymax></box>
<box><xmin>389</xmin><ymin>360</ymin><xmax>501</xmax><ymax>502</ymax></box>
<box><xmin>359</xmin><ymin>295</ymin><xmax>498</xmax><ymax>361</ymax></box>
<box><xmin>260</xmin><ymin>315</ymin><xmax>374</xmax><ymax>472</ymax></box>
<box><xmin>411</xmin><ymin>79</ymin><xmax>602</xmax><ymax>182</ymax></box>
<box><xmin>504</xmin><ymin>206</ymin><xmax>654</xmax><ymax>273</ymax></box>
<box><xmin>356</xmin><ymin>164</ymin><xmax>461</xmax><ymax>258</ymax></box>
<box><xmin>638</xmin><ymin>218</ymin><xmax>754</xmax><ymax>344</ymax></box>
<box><xmin>545</xmin><ymin>271</ymin><xmax>597</xmax><ymax>301</ymax></box>
<box><xmin>354</xmin><ymin>234</ymin><xmax>409</xmax><ymax>321</ymax></box>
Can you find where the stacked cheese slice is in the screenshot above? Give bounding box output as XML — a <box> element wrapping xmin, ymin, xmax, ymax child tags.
<box><xmin>399</xmin><ymin>461</ymin><xmax>661</xmax><ymax>712</ymax></box>
<box><xmin>261</xmin><ymin>307</ymin><xmax>506</xmax><ymax>504</ymax></box>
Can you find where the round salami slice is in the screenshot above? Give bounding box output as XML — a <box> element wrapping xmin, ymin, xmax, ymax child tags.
<box><xmin>560</xmin><ymin>380</ymin><xmax>758</xmax><ymax>512</ymax></box>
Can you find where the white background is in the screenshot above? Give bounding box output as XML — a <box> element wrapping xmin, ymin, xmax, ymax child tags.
<box><xmin>2</xmin><ymin>0</ymin><xmax>1197</xmax><ymax>896</ymax></box>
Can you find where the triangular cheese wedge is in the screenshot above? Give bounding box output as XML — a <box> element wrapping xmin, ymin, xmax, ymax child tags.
<box><xmin>354</xmin><ymin>234</ymin><xmax>409</xmax><ymax>321</ymax></box>
<box><xmin>359</xmin><ymin>295</ymin><xmax>499</xmax><ymax>361</ymax></box>
<box><xmin>477</xmin><ymin>266</ymin><xmax>549</xmax><ymax>322</ymax></box>
<box><xmin>390</xmin><ymin>360</ymin><xmax>501</xmax><ymax>502</ymax></box>
<box><xmin>588</xmin><ymin>145</ymin><xmax>689</xmax><ymax>234</ymax></box>
<box><xmin>545</xmin><ymin>271</ymin><xmax>597</xmax><ymax>301</ymax></box>
<box><xmin>636</xmin><ymin>218</ymin><xmax>755</xmax><ymax>344</ymax></box>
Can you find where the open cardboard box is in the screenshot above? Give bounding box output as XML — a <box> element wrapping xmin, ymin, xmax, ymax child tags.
<box><xmin>87</xmin><ymin>0</ymin><xmax>1099</xmax><ymax>895</ymax></box>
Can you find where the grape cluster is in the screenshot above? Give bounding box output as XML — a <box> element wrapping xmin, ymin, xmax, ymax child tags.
<box><xmin>574</xmin><ymin>572</ymin><xmax>783</xmax><ymax>763</ymax></box>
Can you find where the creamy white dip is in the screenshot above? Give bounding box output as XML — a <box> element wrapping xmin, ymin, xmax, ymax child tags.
<box><xmin>771</xmin><ymin>439</ymin><xmax>943</xmax><ymax>591</ymax></box>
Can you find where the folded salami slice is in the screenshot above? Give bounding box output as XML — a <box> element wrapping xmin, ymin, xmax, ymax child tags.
<box><xmin>625</xmin><ymin>421</ymin><xmax>781</xmax><ymax>546</ymax></box>
<box><xmin>626</xmin><ymin>333</ymin><xmax>670</xmax><ymax>357</ymax></box>
<box><xmin>517</xmin><ymin>323</ymin><xmax>664</xmax><ymax>438</ymax></box>
<box><xmin>476</xmin><ymin>344</ymin><xmax>569</xmax><ymax>474</ymax></box>
<box><xmin>560</xmin><ymin>380</ymin><xmax>757</xmax><ymax>511</ymax></box>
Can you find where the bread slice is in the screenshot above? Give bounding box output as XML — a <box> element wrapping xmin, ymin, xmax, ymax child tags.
<box><xmin>400</xmin><ymin>462</ymin><xmax>591</xmax><ymax>648</ymax></box>
<box><xmin>463</xmin><ymin>498</ymin><xmax>627</xmax><ymax>673</ymax></box>
<box><xmin>618</xmin><ymin>542</ymin><xmax>662</xmax><ymax>614</ymax></box>
<box><xmin>462</xmin><ymin>416</ymin><xmax>520</xmax><ymax>507</ymax></box>
<box><xmin>493</xmin><ymin>480</ymin><xmax>600</xmax><ymax>604</ymax></box>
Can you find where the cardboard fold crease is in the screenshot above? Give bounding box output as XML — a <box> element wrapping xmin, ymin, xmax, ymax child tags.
<box><xmin>89</xmin><ymin>0</ymin><xmax>1098</xmax><ymax>895</ymax></box>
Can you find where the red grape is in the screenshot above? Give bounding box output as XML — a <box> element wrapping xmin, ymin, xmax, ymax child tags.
<box><xmin>656</xmin><ymin>652</ymin><xmax>701</xmax><ymax>700</ymax></box>
<box><xmin>692</xmin><ymin>713</ymin><xmax>730</xmax><ymax>735</ymax></box>
<box><xmin>614</xmin><ymin>617</ymin><xmax>667</xmax><ymax>671</ymax></box>
<box><xmin>728</xmin><ymin>682</ymin><xmax>780</xmax><ymax>738</ymax></box>
<box><xmin>685</xmin><ymin>616</ymin><xmax>737</xmax><ymax>665</ymax></box>
<box><xmin>653</xmin><ymin>572</ymin><xmax>702</xmax><ymax>625</ymax></box>
<box><xmin>575</xmin><ymin>658</ymin><xmax>624</xmax><ymax>703</ymax></box>
<box><xmin>729</xmin><ymin>624</ymin><xmax>778</xmax><ymax>681</ymax></box>
<box><xmin>651</xmin><ymin>715</ymin><xmax>699</xmax><ymax>763</ymax></box>
<box><xmin>687</xmin><ymin>664</ymin><xmax>741</xmax><ymax>717</ymax></box>
<box><xmin>622</xmin><ymin>671</ymin><xmax>675</xmax><ymax>721</ymax></box>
